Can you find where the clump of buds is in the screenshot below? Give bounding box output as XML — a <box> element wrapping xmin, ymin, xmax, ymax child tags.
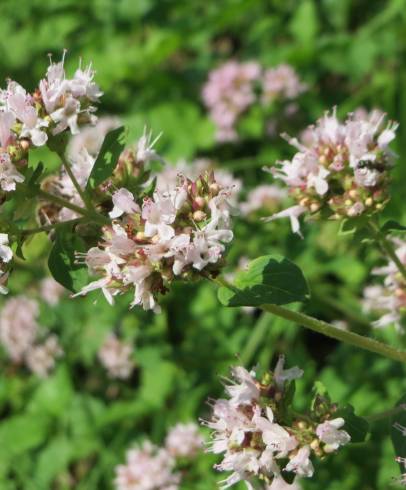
<box><xmin>266</xmin><ymin>109</ymin><xmax>398</xmax><ymax>235</ymax></box>
<box><xmin>362</xmin><ymin>238</ymin><xmax>406</xmax><ymax>331</ymax></box>
<box><xmin>74</xmin><ymin>171</ymin><xmax>233</xmax><ymax>312</ymax></box>
<box><xmin>201</xmin><ymin>357</ymin><xmax>351</xmax><ymax>489</ymax></box>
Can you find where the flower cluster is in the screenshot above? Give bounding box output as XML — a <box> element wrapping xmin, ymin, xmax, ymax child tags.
<box><xmin>40</xmin><ymin>125</ymin><xmax>161</xmax><ymax>224</ymax></box>
<box><xmin>266</xmin><ymin>109</ymin><xmax>398</xmax><ymax>235</ymax></box>
<box><xmin>165</xmin><ymin>423</ymin><xmax>204</xmax><ymax>458</ymax></box>
<box><xmin>98</xmin><ymin>333</ymin><xmax>134</xmax><ymax>379</ymax></box>
<box><xmin>0</xmin><ymin>295</ymin><xmax>62</xmax><ymax>376</ymax></box>
<box><xmin>40</xmin><ymin>277</ymin><xmax>66</xmax><ymax>306</ymax></box>
<box><xmin>156</xmin><ymin>158</ymin><xmax>242</xmax><ymax>207</ymax></box>
<box><xmin>240</xmin><ymin>185</ymin><xmax>287</xmax><ymax>217</ymax></box>
<box><xmin>202</xmin><ymin>358</ymin><xmax>350</xmax><ymax>489</ymax></box>
<box><xmin>202</xmin><ymin>61</ymin><xmax>306</xmax><ymax>142</ymax></box>
<box><xmin>261</xmin><ymin>65</ymin><xmax>307</xmax><ymax>106</ymax></box>
<box><xmin>362</xmin><ymin>238</ymin><xmax>406</xmax><ymax>330</ymax></box>
<box><xmin>114</xmin><ymin>441</ymin><xmax>180</xmax><ymax>490</ymax></box>
<box><xmin>0</xmin><ymin>54</ymin><xmax>101</xmax><ymax>193</ymax></box>
<box><xmin>114</xmin><ymin>422</ymin><xmax>202</xmax><ymax>489</ymax></box>
<box><xmin>75</xmin><ymin>171</ymin><xmax>233</xmax><ymax>311</ymax></box>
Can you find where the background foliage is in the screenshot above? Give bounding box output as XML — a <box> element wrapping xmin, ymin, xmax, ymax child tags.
<box><xmin>1</xmin><ymin>0</ymin><xmax>406</xmax><ymax>488</ymax></box>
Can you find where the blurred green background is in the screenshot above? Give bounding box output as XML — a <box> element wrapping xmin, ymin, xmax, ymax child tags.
<box><xmin>1</xmin><ymin>0</ymin><xmax>406</xmax><ymax>488</ymax></box>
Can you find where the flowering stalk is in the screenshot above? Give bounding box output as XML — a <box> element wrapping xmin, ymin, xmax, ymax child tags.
<box><xmin>36</xmin><ymin>186</ymin><xmax>109</xmax><ymax>225</ymax></box>
<box><xmin>20</xmin><ymin>218</ymin><xmax>85</xmax><ymax>236</ymax></box>
<box><xmin>55</xmin><ymin>148</ymin><xmax>94</xmax><ymax>212</ymax></box>
<box><xmin>365</xmin><ymin>404</ymin><xmax>406</xmax><ymax>423</ymax></box>
<box><xmin>213</xmin><ymin>276</ymin><xmax>406</xmax><ymax>364</ymax></box>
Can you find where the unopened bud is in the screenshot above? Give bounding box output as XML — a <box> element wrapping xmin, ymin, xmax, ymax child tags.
<box><xmin>209</xmin><ymin>183</ymin><xmax>220</xmax><ymax>196</ymax></box>
<box><xmin>348</xmin><ymin>189</ymin><xmax>358</xmax><ymax>200</ymax></box>
<box><xmin>319</xmin><ymin>155</ymin><xmax>327</xmax><ymax>166</ymax></box>
<box><xmin>297</xmin><ymin>421</ymin><xmax>307</xmax><ymax>430</ymax></box>
<box><xmin>135</xmin><ymin>231</ymin><xmax>145</xmax><ymax>241</ymax></box>
<box><xmin>365</xmin><ymin>197</ymin><xmax>373</xmax><ymax>206</ymax></box>
<box><xmin>344</xmin><ymin>199</ymin><xmax>352</xmax><ymax>207</ymax></box>
<box><xmin>299</xmin><ymin>197</ymin><xmax>310</xmax><ymax>207</ymax></box>
<box><xmin>194</xmin><ymin>196</ymin><xmax>206</xmax><ymax>209</ymax></box>
<box><xmin>20</xmin><ymin>140</ymin><xmax>30</xmax><ymax>152</ymax></box>
<box><xmin>310</xmin><ymin>202</ymin><xmax>320</xmax><ymax>213</ymax></box>
<box><xmin>310</xmin><ymin>439</ymin><xmax>320</xmax><ymax>451</ymax></box>
<box><xmin>193</xmin><ymin>210</ymin><xmax>206</xmax><ymax>222</ymax></box>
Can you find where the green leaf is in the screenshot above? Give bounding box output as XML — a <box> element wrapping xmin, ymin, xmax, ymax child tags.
<box><xmin>86</xmin><ymin>126</ymin><xmax>126</xmax><ymax>190</ymax></box>
<box><xmin>391</xmin><ymin>394</ymin><xmax>406</xmax><ymax>473</ymax></box>
<box><xmin>28</xmin><ymin>365</ymin><xmax>74</xmax><ymax>417</ymax></box>
<box><xmin>48</xmin><ymin>225</ymin><xmax>88</xmax><ymax>293</ymax></box>
<box><xmin>335</xmin><ymin>404</ymin><xmax>369</xmax><ymax>443</ymax></box>
<box><xmin>0</xmin><ymin>413</ymin><xmax>50</xmax><ymax>463</ymax></box>
<box><xmin>218</xmin><ymin>255</ymin><xmax>309</xmax><ymax>307</ymax></box>
<box><xmin>381</xmin><ymin>220</ymin><xmax>406</xmax><ymax>233</ymax></box>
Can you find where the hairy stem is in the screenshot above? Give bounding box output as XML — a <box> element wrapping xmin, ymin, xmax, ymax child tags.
<box><xmin>367</xmin><ymin>219</ymin><xmax>406</xmax><ymax>282</ymax></box>
<box><xmin>56</xmin><ymin>150</ymin><xmax>94</xmax><ymax>211</ymax></box>
<box><xmin>37</xmin><ymin>188</ymin><xmax>109</xmax><ymax>225</ymax></box>
<box><xmin>213</xmin><ymin>276</ymin><xmax>406</xmax><ymax>364</ymax></box>
<box><xmin>366</xmin><ymin>404</ymin><xmax>406</xmax><ymax>423</ymax></box>
<box><xmin>21</xmin><ymin>218</ymin><xmax>84</xmax><ymax>236</ymax></box>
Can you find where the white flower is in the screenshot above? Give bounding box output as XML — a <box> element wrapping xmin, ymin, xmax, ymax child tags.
<box><xmin>0</xmin><ymin>151</ymin><xmax>24</xmax><ymax>192</ymax></box>
<box><xmin>255</xmin><ymin>407</ymin><xmax>298</xmax><ymax>457</ymax></box>
<box><xmin>265</xmin><ymin>205</ymin><xmax>306</xmax><ymax>236</ymax></box>
<box><xmin>136</xmin><ymin>127</ymin><xmax>164</xmax><ymax>163</ymax></box>
<box><xmin>5</xmin><ymin>81</ymin><xmax>48</xmax><ymax>146</ymax></box>
<box><xmin>267</xmin><ymin>477</ymin><xmax>301</xmax><ymax>489</ymax></box>
<box><xmin>273</xmin><ymin>356</ymin><xmax>303</xmax><ymax>388</ymax></box>
<box><xmin>285</xmin><ymin>446</ymin><xmax>314</xmax><ymax>477</ymax></box>
<box><xmin>110</xmin><ymin>188</ymin><xmax>140</xmax><ymax>218</ymax></box>
<box><xmin>0</xmin><ymin>111</ymin><xmax>16</xmax><ymax>147</ymax></box>
<box><xmin>316</xmin><ymin>418</ymin><xmax>350</xmax><ymax>452</ymax></box>
<box><xmin>0</xmin><ymin>234</ymin><xmax>13</xmax><ymax>263</ymax></box>
<box><xmin>225</xmin><ymin>366</ymin><xmax>260</xmax><ymax>406</ymax></box>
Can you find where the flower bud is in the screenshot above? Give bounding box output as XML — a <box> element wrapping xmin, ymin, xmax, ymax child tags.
<box><xmin>193</xmin><ymin>210</ymin><xmax>206</xmax><ymax>222</ymax></box>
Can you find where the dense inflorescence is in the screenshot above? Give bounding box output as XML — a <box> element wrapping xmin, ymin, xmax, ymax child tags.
<box><xmin>114</xmin><ymin>441</ymin><xmax>180</xmax><ymax>490</ymax></box>
<box><xmin>202</xmin><ymin>61</ymin><xmax>305</xmax><ymax>142</ymax></box>
<box><xmin>0</xmin><ymin>54</ymin><xmax>102</xmax><ymax>194</ymax></box>
<box><xmin>202</xmin><ymin>358</ymin><xmax>350</xmax><ymax>489</ymax></box>
<box><xmin>266</xmin><ymin>109</ymin><xmax>398</xmax><ymax>235</ymax></box>
<box><xmin>114</xmin><ymin>422</ymin><xmax>203</xmax><ymax>489</ymax></box>
<box><xmin>0</xmin><ymin>295</ymin><xmax>62</xmax><ymax>377</ymax></box>
<box><xmin>75</xmin><ymin>172</ymin><xmax>234</xmax><ymax>311</ymax></box>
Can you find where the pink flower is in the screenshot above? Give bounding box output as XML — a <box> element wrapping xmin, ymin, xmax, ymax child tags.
<box><xmin>98</xmin><ymin>334</ymin><xmax>134</xmax><ymax>379</ymax></box>
<box><xmin>165</xmin><ymin>423</ymin><xmax>203</xmax><ymax>458</ymax></box>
